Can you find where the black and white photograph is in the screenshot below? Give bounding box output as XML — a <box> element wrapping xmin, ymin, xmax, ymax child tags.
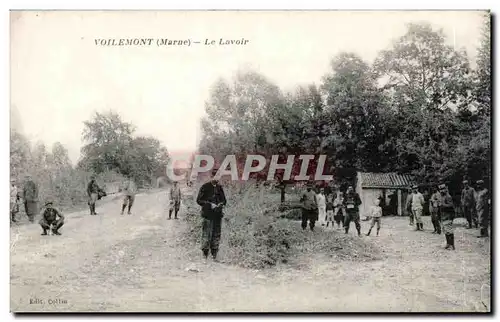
<box><xmin>9</xmin><ymin>10</ymin><xmax>491</xmax><ymax>313</ymax></box>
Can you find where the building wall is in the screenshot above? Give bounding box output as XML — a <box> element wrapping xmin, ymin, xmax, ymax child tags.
<box><xmin>359</xmin><ymin>188</ymin><xmax>383</xmax><ymax>217</ymax></box>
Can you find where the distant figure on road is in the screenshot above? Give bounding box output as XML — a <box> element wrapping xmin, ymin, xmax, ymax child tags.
<box><xmin>366</xmin><ymin>198</ymin><xmax>382</xmax><ymax>237</ymax></box>
<box><xmin>169</xmin><ymin>181</ymin><xmax>182</xmax><ymax>220</ymax></box>
<box><xmin>39</xmin><ymin>201</ymin><xmax>65</xmax><ymax>236</ymax></box>
<box><xmin>475</xmin><ymin>180</ymin><xmax>490</xmax><ymax>238</ymax></box>
<box><xmin>461</xmin><ymin>179</ymin><xmax>477</xmax><ymax>229</ymax></box>
<box><xmin>87</xmin><ymin>174</ymin><xmax>100</xmax><ymax>215</ymax></box>
<box><xmin>343</xmin><ymin>186</ymin><xmax>362</xmax><ymax>236</ymax></box>
<box><xmin>22</xmin><ymin>175</ymin><xmax>38</xmax><ymax>223</ymax></box>
<box><xmin>411</xmin><ymin>185</ymin><xmax>425</xmax><ymax>231</ymax></box>
<box><xmin>429</xmin><ymin>186</ymin><xmax>442</xmax><ymax>234</ymax></box>
<box><xmin>10</xmin><ymin>179</ymin><xmax>20</xmax><ymax>223</ymax></box>
<box><xmin>121</xmin><ymin>176</ymin><xmax>137</xmax><ymax>215</ymax></box>
<box><xmin>196</xmin><ymin>169</ymin><xmax>227</xmax><ymax>261</ymax></box>
<box><xmin>438</xmin><ymin>184</ymin><xmax>455</xmax><ymax>250</ymax></box>
<box><xmin>300</xmin><ymin>183</ymin><xmax>318</xmax><ymax>231</ymax></box>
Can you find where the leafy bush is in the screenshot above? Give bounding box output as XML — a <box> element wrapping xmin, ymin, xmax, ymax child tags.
<box><xmin>182</xmin><ymin>184</ymin><xmax>382</xmax><ymax>269</ymax></box>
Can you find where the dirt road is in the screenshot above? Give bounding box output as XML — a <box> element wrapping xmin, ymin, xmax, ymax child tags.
<box><xmin>10</xmin><ymin>189</ymin><xmax>491</xmax><ymax>312</ymax></box>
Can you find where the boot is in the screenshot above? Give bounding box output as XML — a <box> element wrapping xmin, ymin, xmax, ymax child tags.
<box><xmin>477</xmin><ymin>228</ymin><xmax>489</xmax><ymax>238</ymax></box>
<box><xmin>420</xmin><ymin>223</ymin><xmax>424</xmax><ymax>231</ymax></box>
<box><xmin>467</xmin><ymin>222</ymin><xmax>472</xmax><ymax>229</ymax></box>
<box><xmin>41</xmin><ymin>228</ymin><xmax>48</xmax><ymax>236</ymax></box>
<box><xmin>128</xmin><ymin>205</ymin><xmax>132</xmax><ymax>215</ymax></box>
<box><xmin>415</xmin><ymin>223</ymin><xmax>420</xmax><ymax>231</ymax></box>
<box><xmin>121</xmin><ymin>204</ymin><xmax>126</xmax><ymax>215</ymax></box>
<box><xmin>445</xmin><ymin>234</ymin><xmax>451</xmax><ymax>249</ymax></box>
<box><xmin>11</xmin><ymin>213</ymin><xmax>17</xmax><ymax>223</ymax></box>
<box><xmin>52</xmin><ymin>229</ymin><xmax>61</xmax><ymax>236</ymax></box>
<box><xmin>345</xmin><ymin>227</ymin><xmax>349</xmax><ymax>234</ymax></box>
<box><xmin>211</xmin><ymin>249</ymin><xmax>218</xmax><ymax>261</ymax></box>
<box><xmin>366</xmin><ymin>229</ymin><xmax>372</xmax><ymax>236</ymax></box>
<box><xmin>376</xmin><ymin>228</ymin><xmax>380</xmax><ymax>236</ymax></box>
<box><xmin>450</xmin><ymin>234</ymin><xmax>455</xmax><ymax>250</ymax></box>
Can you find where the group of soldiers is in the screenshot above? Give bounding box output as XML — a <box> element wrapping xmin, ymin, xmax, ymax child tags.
<box><xmin>405</xmin><ymin>179</ymin><xmax>490</xmax><ymax>250</ymax></box>
<box><xmin>10</xmin><ymin>174</ymin><xmax>141</xmax><ymax>236</ymax></box>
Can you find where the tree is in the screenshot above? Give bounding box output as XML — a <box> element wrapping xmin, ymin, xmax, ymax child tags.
<box><xmin>374</xmin><ymin>23</ymin><xmax>472</xmax><ymax>112</ymax></box>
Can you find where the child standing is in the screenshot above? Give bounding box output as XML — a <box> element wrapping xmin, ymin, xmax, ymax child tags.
<box><xmin>366</xmin><ymin>199</ymin><xmax>383</xmax><ymax>236</ymax></box>
<box><xmin>333</xmin><ymin>191</ymin><xmax>345</xmax><ymax>229</ymax></box>
<box><xmin>325</xmin><ymin>193</ymin><xmax>335</xmax><ymax>228</ymax></box>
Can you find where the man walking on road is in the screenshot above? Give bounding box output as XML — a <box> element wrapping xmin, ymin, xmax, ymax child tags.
<box><xmin>343</xmin><ymin>186</ymin><xmax>362</xmax><ymax>236</ymax></box>
<box><xmin>438</xmin><ymin>184</ymin><xmax>456</xmax><ymax>250</ymax></box>
<box><xmin>22</xmin><ymin>175</ymin><xmax>38</xmax><ymax>223</ymax></box>
<box><xmin>475</xmin><ymin>180</ymin><xmax>490</xmax><ymax>238</ymax></box>
<box><xmin>121</xmin><ymin>176</ymin><xmax>137</xmax><ymax>215</ymax></box>
<box><xmin>411</xmin><ymin>185</ymin><xmax>425</xmax><ymax>231</ymax></box>
<box><xmin>87</xmin><ymin>174</ymin><xmax>100</xmax><ymax>215</ymax></box>
<box><xmin>429</xmin><ymin>186</ymin><xmax>442</xmax><ymax>234</ymax></box>
<box><xmin>196</xmin><ymin>169</ymin><xmax>227</xmax><ymax>261</ymax></box>
<box><xmin>169</xmin><ymin>181</ymin><xmax>182</xmax><ymax>220</ymax></box>
<box><xmin>461</xmin><ymin>179</ymin><xmax>477</xmax><ymax>229</ymax></box>
<box><xmin>300</xmin><ymin>183</ymin><xmax>318</xmax><ymax>231</ymax></box>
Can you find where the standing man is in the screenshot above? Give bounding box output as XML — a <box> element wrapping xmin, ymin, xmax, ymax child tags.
<box><xmin>169</xmin><ymin>181</ymin><xmax>182</xmax><ymax>220</ymax></box>
<box><xmin>405</xmin><ymin>188</ymin><xmax>414</xmax><ymax>226</ymax></box>
<box><xmin>22</xmin><ymin>175</ymin><xmax>38</xmax><ymax>223</ymax></box>
<box><xmin>429</xmin><ymin>186</ymin><xmax>442</xmax><ymax>234</ymax></box>
<box><xmin>475</xmin><ymin>180</ymin><xmax>490</xmax><ymax>238</ymax></box>
<box><xmin>276</xmin><ymin>178</ymin><xmax>286</xmax><ymax>203</ymax></box>
<box><xmin>461</xmin><ymin>179</ymin><xmax>477</xmax><ymax>229</ymax></box>
<box><xmin>121</xmin><ymin>176</ymin><xmax>137</xmax><ymax>215</ymax></box>
<box><xmin>411</xmin><ymin>185</ymin><xmax>425</xmax><ymax>231</ymax></box>
<box><xmin>438</xmin><ymin>184</ymin><xmax>456</xmax><ymax>250</ymax></box>
<box><xmin>196</xmin><ymin>169</ymin><xmax>227</xmax><ymax>261</ymax></box>
<box><xmin>87</xmin><ymin>174</ymin><xmax>100</xmax><ymax>216</ymax></box>
<box><xmin>343</xmin><ymin>185</ymin><xmax>362</xmax><ymax>236</ymax></box>
<box><xmin>10</xmin><ymin>179</ymin><xmax>20</xmax><ymax>223</ymax></box>
<box><xmin>300</xmin><ymin>183</ymin><xmax>318</xmax><ymax>231</ymax></box>
<box><xmin>39</xmin><ymin>201</ymin><xmax>65</xmax><ymax>236</ymax></box>
<box><xmin>316</xmin><ymin>187</ymin><xmax>327</xmax><ymax>227</ymax></box>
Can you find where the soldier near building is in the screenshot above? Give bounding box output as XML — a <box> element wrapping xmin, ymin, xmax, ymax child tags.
<box><xmin>438</xmin><ymin>184</ymin><xmax>456</xmax><ymax>250</ymax></box>
<box><xmin>121</xmin><ymin>176</ymin><xmax>137</xmax><ymax>215</ymax></box>
<box><xmin>300</xmin><ymin>183</ymin><xmax>318</xmax><ymax>231</ymax></box>
<box><xmin>169</xmin><ymin>181</ymin><xmax>182</xmax><ymax>220</ymax></box>
<box><xmin>39</xmin><ymin>201</ymin><xmax>65</xmax><ymax>236</ymax></box>
<box><xmin>196</xmin><ymin>169</ymin><xmax>227</xmax><ymax>261</ymax></box>
<box><xmin>429</xmin><ymin>186</ymin><xmax>442</xmax><ymax>234</ymax></box>
<box><xmin>343</xmin><ymin>186</ymin><xmax>362</xmax><ymax>236</ymax></box>
<box><xmin>411</xmin><ymin>185</ymin><xmax>425</xmax><ymax>231</ymax></box>
<box><xmin>475</xmin><ymin>180</ymin><xmax>490</xmax><ymax>238</ymax></box>
<box><xmin>22</xmin><ymin>175</ymin><xmax>38</xmax><ymax>223</ymax></box>
<box><xmin>87</xmin><ymin>174</ymin><xmax>100</xmax><ymax>215</ymax></box>
<box><xmin>10</xmin><ymin>179</ymin><xmax>21</xmax><ymax>223</ymax></box>
<box><xmin>461</xmin><ymin>179</ymin><xmax>477</xmax><ymax>229</ymax></box>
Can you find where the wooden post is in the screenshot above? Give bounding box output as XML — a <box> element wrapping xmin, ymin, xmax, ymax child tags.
<box><xmin>397</xmin><ymin>189</ymin><xmax>402</xmax><ymax>216</ymax></box>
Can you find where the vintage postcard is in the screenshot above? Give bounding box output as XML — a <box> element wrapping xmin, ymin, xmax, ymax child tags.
<box><xmin>10</xmin><ymin>10</ymin><xmax>491</xmax><ymax>313</ymax></box>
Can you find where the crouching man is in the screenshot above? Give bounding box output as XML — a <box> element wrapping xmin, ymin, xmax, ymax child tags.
<box><xmin>39</xmin><ymin>201</ymin><xmax>65</xmax><ymax>236</ymax></box>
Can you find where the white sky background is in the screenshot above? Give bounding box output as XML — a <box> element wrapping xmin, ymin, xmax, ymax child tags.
<box><xmin>10</xmin><ymin>11</ymin><xmax>486</xmax><ymax>164</ymax></box>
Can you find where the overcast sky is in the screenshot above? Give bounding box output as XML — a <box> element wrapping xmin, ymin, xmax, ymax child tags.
<box><xmin>10</xmin><ymin>10</ymin><xmax>486</xmax><ymax>164</ymax></box>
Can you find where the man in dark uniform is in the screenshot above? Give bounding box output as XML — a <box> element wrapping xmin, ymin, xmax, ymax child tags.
<box><xmin>196</xmin><ymin>168</ymin><xmax>227</xmax><ymax>261</ymax></box>
<box><xmin>475</xmin><ymin>180</ymin><xmax>490</xmax><ymax>238</ymax></box>
<box><xmin>22</xmin><ymin>175</ymin><xmax>38</xmax><ymax>223</ymax></box>
<box><xmin>461</xmin><ymin>179</ymin><xmax>477</xmax><ymax>229</ymax></box>
<box><xmin>87</xmin><ymin>174</ymin><xmax>100</xmax><ymax>215</ymax></box>
<box><xmin>343</xmin><ymin>185</ymin><xmax>362</xmax><ymax>236</ymax></box>
<box><xmin>39</xmin><ymin>201</ymin><xmax>65</xmax><ymax>235</ymax></box>
<box><xmin>300</xmin><ymin>183</ymin><xmax>318</xmax><ymax>231</ymax></box>
<box><xmin>438</xmin><ymin>184</ymin><xmax>455</xmax><ymax>250</ymax></box>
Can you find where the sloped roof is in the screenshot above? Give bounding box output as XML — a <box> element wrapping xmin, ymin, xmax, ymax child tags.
<box><xmin>358</xmin><ymin>172</ymin><xmax>414</xmax><ymax>189</ymax></box>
